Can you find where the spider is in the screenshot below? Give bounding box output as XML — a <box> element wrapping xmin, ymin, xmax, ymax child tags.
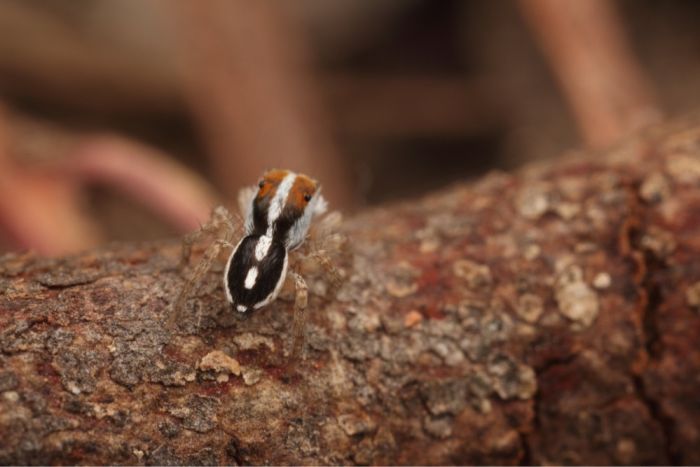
<box><xmin>168</xmin><ymin>169</ymin><xmax>344</xmax><ymax>365</ymax></box>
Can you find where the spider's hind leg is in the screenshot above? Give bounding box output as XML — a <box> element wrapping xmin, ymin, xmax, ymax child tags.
<box><xmin>169</xmin><ymin>205</ymin><xmax>240</xmax><ymax>330</ymax></box>
<box><xmin>169</xmin><ymin>238</ymin><xmax>234</xmax><ymax>330</ymax></box>
<box><xmin>180</xmin><ymin>205</ymin><xmax>240</xmax><ymax>268</ymax></box>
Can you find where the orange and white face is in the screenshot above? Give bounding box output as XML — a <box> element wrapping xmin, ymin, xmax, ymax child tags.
<box><xmin>250</xmin><ymin>169</ymin><xmax>324</xmax><ymax>249</ymax></box>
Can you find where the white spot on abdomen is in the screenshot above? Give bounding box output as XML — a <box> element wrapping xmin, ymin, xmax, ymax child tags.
<box><xmin>255</xmin><ymin>234</ymin><xmax>272</xmax><ymax>261</ymax></box>
<box><xmin>237</xmin><ymin>305</ymin><xmax>247</xmax><ymax>312</ymax></box>
<box><xmin>244</xmin><ymin>267</ymin><xmax>258</xmax><ymax>289</ymax></box>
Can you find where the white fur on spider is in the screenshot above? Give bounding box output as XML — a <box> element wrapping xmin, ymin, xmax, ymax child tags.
<box><xmin>244</xmin><ymin>266</ymin><xmax>258</xmax><ymax>289</ymax></box>
<box><xmin>254</xmin><ymin>234</ymin><xmax>272</xmax><ymax>261</ymax></box>
<box><xmin>267</xmin><ymin>172</ymin><xmax>296</xmax><ymax>227</ymax></box>
<box><xmin>287</xmin><ymin>190</ymin><xmax>326</xmax><ymax>250</ymax></box>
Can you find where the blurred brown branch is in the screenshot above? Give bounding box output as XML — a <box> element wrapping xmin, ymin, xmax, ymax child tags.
<box><xmin>0</xmin><ymin>109</ymin><xmax>101</xmax><ymax>254</ymax></box>
<box><xmin>0</xmin><ymin>0</ymin><xmax>696</xmax><ymax>260</ymax></box>
<box><xmin>519</xmin><ymin>0</ymin><xmax>662</xmax><ymax>148</ymax></box>
<box><xmin>0</xmin><ymin>112</ymin><xmax>218</xmax><ymax>255</ymax></box>
<box><xmin>0</xmin><ymin>1</ymin><xmax>179</xmax><ymax>115</ymax></box>
<box><xmin>168</xmin><ymin>0</ymin><xmax>355</xmax><ymax>208</ymax></box>
<box><xmin>65</xmin><ymin>136</ymin><xmax>218</xmax><ymax>233</ymax></box>
<box><xmin>327</xmin><ymin>75</ymin><xmax>501</xmax><ymax>138</ymax></box>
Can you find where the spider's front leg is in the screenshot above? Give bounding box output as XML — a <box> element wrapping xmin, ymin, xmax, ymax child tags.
<box><xmin>308</xmin><ymin>250</ymin><xmax>344</xmax><ymax>295</ymax></box>
<box><xmin>303</xmin><ymin>211</ymin><xmax>346</xmax><ymax>296</ymax></box>
<box><xmin>288</xmin><ymin>271</ymin><xmax>309</xmax><ymax>367</ymax></box>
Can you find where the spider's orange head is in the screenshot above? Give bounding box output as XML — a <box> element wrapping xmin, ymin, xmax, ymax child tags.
<box><xmin>251</xmin><ymin>169</ymin><xmax>324</xmax><ymax>248</ymax></box>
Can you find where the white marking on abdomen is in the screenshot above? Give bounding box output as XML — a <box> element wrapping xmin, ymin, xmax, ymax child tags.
<box><xmin>255</xmin><ymin>234</ymin><xmax>272</xmax><ymax>261</ymax></box>
<box><xmin>237</xmin><ymin>305</ymin><xmax>247</xmax><ymax>312</ymax></box>
<box><xmin>244</xmin><ymin>266</ymin><xmax>258</xmax><ymax>289</ymax></box>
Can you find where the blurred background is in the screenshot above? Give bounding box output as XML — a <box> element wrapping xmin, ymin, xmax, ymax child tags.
<box><xmin>0</xmin><ymin>0</ymin><xmax>697</xmax><ymax>256</ymax></box>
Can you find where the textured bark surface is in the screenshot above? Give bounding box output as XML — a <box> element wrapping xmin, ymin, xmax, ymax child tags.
<box><xmin>2</xmin><ymin>116</ymin><xmax>700</xmax><ymax>464</ymax></box>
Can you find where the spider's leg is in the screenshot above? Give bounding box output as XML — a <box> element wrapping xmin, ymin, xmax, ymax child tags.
<box><xmin>300</xmin><ymin>213</ymin><xmax>345</xmax><ymax>296</ymax></box>
<box><xmin>170</xmin><ymin>237</ymin><xmax>233</xmax><ymax>331</ymax></box>
<box><xmin>215</xmin><ymin>205</ymin><xmax>242</xmax><ymax>242</ymax></box>
<box><xmin>308</xmin><ymin>250</ymin><xmax>343</xmax><ymax>294</ymax></box>
<box><xmin>288</xmin><ymin>271</ymin><xmax>309</xmax><ymax>367</ymax></box>
<box><xmin>180</xmin><ymin>205</ymin><xmax>240</xmax><ymax>268</ymax></box>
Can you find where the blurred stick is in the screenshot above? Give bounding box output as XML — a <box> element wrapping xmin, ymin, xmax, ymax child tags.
<box><xmin>0</xmin><ymin>1</ymin><xmax>179</xmax><ymax>115</ymax></box>
<box><xmin>0</xmin><ymin>114</ymin><xmax>218</xmax><ymax>255</ymax></box>
<box><xmin>519</xmin><ymin>0</ymin><xmax>662</xmax><ymax>148</ymax></box>
<box><xmin>326</xmin><ymin>75</ymin><xmax>500</xmax><ymax>138</ymax></box>
<box><xmin>169</xmin><ymin>0</ymin><xmax>354</xmax><ymax>208</ymax></box>
<box><xmin>66</xmin><ymin>136</ymin><xmax>217</xmax><ymax>232</ymax></box>
<box><xmin>0</xmin><ymin>108</ymin><xmax>102</xmax><ymax>255</ymax></box>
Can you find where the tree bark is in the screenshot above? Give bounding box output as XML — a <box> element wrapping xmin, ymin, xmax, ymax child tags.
<box><xmin>2</xmin><ymin>115</ymin><xmax>700</xmax><ymax>464</ymax></box>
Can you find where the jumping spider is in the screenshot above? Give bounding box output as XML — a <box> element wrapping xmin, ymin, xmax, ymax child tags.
<box><xmin>168</xmin><ymin>169</ymin><xmax>344</xmax><ymax>364</ymax></box>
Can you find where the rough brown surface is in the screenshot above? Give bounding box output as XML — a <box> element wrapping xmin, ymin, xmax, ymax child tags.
<box><xmin>2</xmin><ymin>116</ymin><xmax>700</xmax><ymax>464</ymax></box>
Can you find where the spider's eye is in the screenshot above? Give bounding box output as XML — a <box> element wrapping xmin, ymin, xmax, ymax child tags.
<box><xmin>258</xmin><ymin>180</ymin><xmax>265</xmax><ymax>188</ymax></box>
<box><xmin>303</xmin><ymin>193</ymin><xmax>312</xmax><ymax>202</ymax></box>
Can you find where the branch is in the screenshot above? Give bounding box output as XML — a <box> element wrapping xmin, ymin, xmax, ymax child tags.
<box><xmin>519</xmin><ymin>0</ymin><xmax>662</xmax><ymax>148</ymax></box>
<box><xmin>2</xmin><ymin>115</ymin><xmax>700</xmax><ymax>464</ymax></box>
<box><xmin>167</xmin><ymin>0</ymin><xmax>355</xmax><ymax>208</ymax></box>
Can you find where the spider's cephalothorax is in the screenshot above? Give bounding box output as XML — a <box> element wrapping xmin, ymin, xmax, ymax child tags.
<box><xmin>224</xmin><ymin>169</ymin><xmax>326</xmax><ymax>313</ymax></box>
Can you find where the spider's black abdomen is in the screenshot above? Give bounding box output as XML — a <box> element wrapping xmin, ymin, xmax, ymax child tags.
<box><xmin>225</xmin><ymin>234</ymin><xmax>288</xmax><ymax>312</ymax></box>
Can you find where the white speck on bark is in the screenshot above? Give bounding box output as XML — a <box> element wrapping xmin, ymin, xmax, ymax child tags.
<box><xmin>555</xmin><ymin>265</ymin><xmax>599</xmax><ymax>328</ymax></box>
